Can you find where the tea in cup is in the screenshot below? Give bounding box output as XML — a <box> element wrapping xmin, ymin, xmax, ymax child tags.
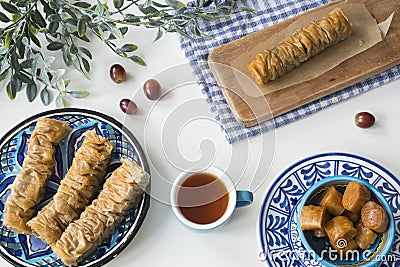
<box><xmin>170</xmin><ymin>166</ymin><xmax>253</xmax><ymax>231</ymax></box>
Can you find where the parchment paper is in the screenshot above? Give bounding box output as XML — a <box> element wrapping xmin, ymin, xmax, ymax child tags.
<box><xmin>230</xmin><ymin>2</ymin><xmax>384</xmax><ymax>97</ymax></box>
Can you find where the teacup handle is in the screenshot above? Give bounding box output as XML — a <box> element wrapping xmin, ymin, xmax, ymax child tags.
<box><xmin>236</xmin><ymin>191</ymin><xmax>253</xmax><ymax>208</ymax></box>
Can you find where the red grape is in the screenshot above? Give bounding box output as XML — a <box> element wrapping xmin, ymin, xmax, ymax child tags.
<box><xmin>120</xmin><ymin>99</ymin><xmax>137</xmax><ymax>115</ymax></box>
<box><xmin>110</xmin><ymin>64</ymin><xmax>126</xmax><ymax>83</ymax></box>
<box><xmin>355</xmin><ymin>112</ymin><xmax>375</xmax><ymax>128</ymax></box>
<box><xmin>143</xmin><ymin>79</ymin><xmax>161</xmax><ymax>100</ymax></box>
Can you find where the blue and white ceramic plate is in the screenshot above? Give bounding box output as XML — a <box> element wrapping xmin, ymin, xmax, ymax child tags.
<box><xmin>258</xmin><ymin>152</ymin><xmax>400</xmax><ymax>267</ymax></box>
<box><xmin>0</xmin><ymin>108</ymin><xmax>150</xmax><ymax>267</ymax></box>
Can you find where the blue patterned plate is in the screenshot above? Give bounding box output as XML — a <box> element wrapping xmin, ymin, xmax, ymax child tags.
<box><xmin>258</xmin><ymin>152</ymin><xmax>400</xmax><ymax>267</ymax></box>
<box><xmin>0</xmin><ymin>108</ymin><xmax>150</xmax><ymax>267</ymax></box>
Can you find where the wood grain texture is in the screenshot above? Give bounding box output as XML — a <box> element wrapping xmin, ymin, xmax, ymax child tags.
<box><xmin>208</xmin><ymin>0</ymin><xmax>400</xmax><ymax>127</ymax></box>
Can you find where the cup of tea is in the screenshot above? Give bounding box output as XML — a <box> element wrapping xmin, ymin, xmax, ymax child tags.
<box><xmin>170</xmin><ymin>166</ymin><xmax>253</xmax><ymax>231</ymax></box>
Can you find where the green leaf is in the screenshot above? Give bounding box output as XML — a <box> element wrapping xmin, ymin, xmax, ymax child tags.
<box><xmin>47</xmin><ymin>42</ymin><xmax>64</xmax><ymax>51</ymax></box>
<box><xmin>4</xmin><ymin>31</ymin><xmax>12</xmax><ymax>49</ymax></box>
<box><xmin>152</xmin><ymin>1</ymin><xmax>168</xmax><ymax>8</ymax></box>
<box><xmin>0</xmin><ymin>69</ymin><xmax>9</xmax><ymax>82</ymax></box>
<box><xmin>73</xmin><ymin>2</ymin><xmax>91</xmax><ymax>8</ymax></box>
<box><xmin>195</xmin><ymin>0</ymin><xmax>205</xmax><ymax>7</ymax></box>
<box><xmin>55</xmin><ymin>69</ymin><xmax>66</xmax><ymax>78</ymax></box>
<box><xmin>175</xmin><ymin>27</ymin><xmax>193</xmax><ymax>39</ymax></box>
<box><xmin>124</xmin><ymin>14</ymin><xmax>140</xmax><ymax>23</ymax></box>
<box><xmin>154</xmin><ymin>28</ymin><xmax>163</xmax><ymax>42</ymax></box>
<box><xmin>6</xmin><ymin>81</ymin><xmax>16</xmax><ymax>100</ymax></box>
<box><xmin>11</xmin><ymin>53</ymin><xmax>20</xmax><ymax>73</ymax></box>
<box><xmin>69</xmin><ymin>90</ymin><xmax>90</xmax><ymax>98</ymax></box>
<box><xmin>121</xmin><ymin>44</ymin><xmax>138</xmax><ymax>52</ymax></box>
<box><xmin>138</xmin><ymin>5</ymin><xmax>159</xmax><ymax>15</ymax></box>
<box><xmin>26</xmin><ymin>83</ymin><xmax>37</xmax><ymax>102</ymax></box>
<box><xmin>20</xmin><ymin>58</ymin><xmax>34</xmax><ymax>69</ymax></box>
<box><xmin>55</xmin><ymin>77</ymin><xmax>65</xmax><ymax>92</ymax></box>
<box><xmin>79</xmin><ymin>47</ymin><xmax>92</xmax><ymax>59</ymax></box>
<box><xmin>40</xmin><ymin>87</ymin><xmax>50</xmax><ymax>106</ymax></box>
<box><xmin>62</xmin><ymin>47</ymin><xmax>72</xmax><ymax>66</ymax></box>
<box><xmin>129</xmin><ymin>55</ymin><xmax>146</xmax><ymax>66</ymax></box>
<box><xmin>44</xmin><ymin>56</ymin><xmax>56</xmax><ymax>67</ymax></box>
<box><xmin>0</xmin><ymin>12</ymin><xmax>10</xmax><ymax>22</ymax></box>
<box><xmin>1</xmin><ymin>2</ymin><xmax>19</xmax><ymax>14</ymax></box>
<box><xmin>17</xmin><ymin>42</ymin><xmax>25</xmax><ymax>58</ymax></box>
<box><xmin>107</xmin><ymin>24</ymin><xmax>123</xmax><ymax>41</ymax></box>
<box><xmin>34</xmin><ymin>10</ymin><xmax>46</xmax><ymax>28</ymax></box>
<box><xmin>165</xmin><ymin>0</ymin><xmax>186</xmax><ymax>11</ymax></box>
<box><xmin>76</xmin><ymin>34</ymin><xmax>90</xmax><ymax>42</ymax></box>
<box><xmin>77</xmin><ymin>19</ymin><xmax>86</xmax><ymax>37</ymax></box>
<box><xmin>16</xmin><ymin>72</ymin><xmax>32</xmax><ymax>83</ymax></box>
<box><xmin>31</xmin><ymin>58</ymin><xmax>38</xmax><ymax>81</ymax></box>
<box><xmin>95</xmin><ymin>25</ymin><xmax>105</xmax><ymax>40</ymax></box>
<box><xmin>11</xmin><ymin>13</ymin><xmax>21</xmax><ymax>21</ymax></box>
<box><xmin>56</xmin><ymin>94</ymin><xmax>65</xmax><ymax>108</ymax></box>
<box><xmin>48</xmin><ymin>22</ymin><xmax>59</xmax><ymax>33</ymax></box>
<box><xmin>70</xmin><ymin>44</ymin><xmax>78</xmax><ymax>54</ymax></box>
<box><xmin>21</xmin><ymin>37</ymin><xmax>29</xmax><ymax>46</ymax></box>
<box><xmin>62</xmin><ymin>8</ymin><xmax>78</xmax><ymax>19</ymax></box>
<box><xmin>29</xmin><ymin>31</ymin><xmax>41</xmax><ymax>47</ymax></box>
<box><xmin>81</xmin><ymin>57</ymin><xmax>90</xmax><ymax>73</ymax></box>
<box><xmin>47</xmin><ymin>14</ymin><xmax>60</xmax><ymax>22</ymax></box>
<box><xmin>120</xmin><ymin>27</ymin><xmax>128</xmax><ymax>35</ymax></box>
<box><xmin>11</xmin><ymin>75</ymin><xmax>22</xmax><ymax>92</ymax></box>
<box><xmin>113</xmin><ymin>0</ymin><xmax>123</xmax><ymax>9</ymax></box>
<box><xmin>237</xmin><ymin>6</ymin><xmax>256</xmax><ymax>14</ymax></box>
<box><xmin>42</xmin><ymin>70</ymin><xmax>52</xmax><ymax>86</ymax></box>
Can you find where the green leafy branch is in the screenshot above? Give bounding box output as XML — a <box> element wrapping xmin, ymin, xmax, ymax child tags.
<box><xmin>0</xmin><ymin>0</ymin><xmax>253</xmax><ymax>106</ymax></box>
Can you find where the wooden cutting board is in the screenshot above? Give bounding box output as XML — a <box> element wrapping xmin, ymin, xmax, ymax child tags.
<box><xmin>208</xmin><ymin>0</ymin><xmax>400</xmax><ymax>127</ymax></box>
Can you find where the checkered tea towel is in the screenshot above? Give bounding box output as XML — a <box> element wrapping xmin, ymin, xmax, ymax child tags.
<box><xmin>178</xmin><ymin>0</ymin><xmax>400</xmax><ymax>144</ymax></box>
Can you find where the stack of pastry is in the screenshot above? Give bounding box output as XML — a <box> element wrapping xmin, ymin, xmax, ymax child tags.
<box><xmin>3</xmin><ymin>118</ymin><xmax>150</xmax><ymax>266</ymax></box>
<box><xmin>248</xmin><ymin>8</ymin><xmax>352</xmax><ymax>85</ymax></box>
<box><xmin>3</xmin><ymin>118</ymin><xmax>70</xmax><ymax>234</ymax></box>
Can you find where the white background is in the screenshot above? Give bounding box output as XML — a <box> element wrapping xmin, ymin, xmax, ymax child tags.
<box><xmin>0</xmin><ymin>8</ymin><xmax>399</xmax><ymax>267</ymax></box>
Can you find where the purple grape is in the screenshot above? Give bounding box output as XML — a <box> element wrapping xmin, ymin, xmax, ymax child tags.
<box><xmin>120</xmin><ymin>99</ymin><xmax>137</xmax><ymax>115</ymax></box>
<box><xmin>143</xmin><ymin>79</ymin><xmax>161</xmax><ymax>100</ymax></box>
<box><xmin>355</xmin><ymin>112</ymin><xmax>375</xmax><ymax>128</ymax></box>
<box><xmin>110</xmin><ymin>64</ymin><xmax>126</xmax><ymax>83</ymax></box>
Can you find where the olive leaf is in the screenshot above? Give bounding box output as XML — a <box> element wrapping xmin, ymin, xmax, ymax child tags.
<box><xmin>0</xmin><ymin>0</ymin><xmax>253</xmax><ymax>106</ymax></box>
<box><xmin>1</xmin><ymin>2</ymin><xmax>19</xmax><ymax>14</ymax></box>
<box><xmin>121</xmin><ymin>44</ymin><xmax>138</xmax><ymax>52</ymax></box>
<box><xmin>40</xmin><ymin>87</ymin><xmax>50</xmax><ymax>106</ymax></box>
<box><xmin>26</xmin><ymin>83</ymin><xmax>38</xmax><ymax>102</ymax></box>
<box><xmin>69</xmin><ymin>90</ymin><xmax>90</xmax><ymax>98</ymax></box>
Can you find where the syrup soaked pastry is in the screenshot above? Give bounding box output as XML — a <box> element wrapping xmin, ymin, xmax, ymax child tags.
<box><xmin>52</xmin><ymin>158</ymin><xmax>150</xmax><ymax>266</ymax></box>
<box><xmin>27</xmin><ymin>130</ymin><xmax>113</xmax><ymax>244</ymax></box>
<box><xmin>3</xmin><ymin>118</ymin><xmax>70</xmax><ymax>234</ymax></box>
<box><xmin>248</xmin><ymin>8</ymin><xmax>352</xmax><ymax>84</ymax></box>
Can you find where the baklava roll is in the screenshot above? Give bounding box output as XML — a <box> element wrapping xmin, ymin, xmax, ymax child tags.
<box><xmin>248</xmin><ymin>8</ymin><xmax>352</xmax><ymax>84</ymax></box>
<box><xmin>27</xmin><ymin>129</ymin><xmax>113</xmax><ymax>244</ymax></box>
<box><xmin>52</xmin><ymin>158</ymin><xmax>150</xmax><ymax>266</ymax></box>
<box><xmin>3</xmin><ymin>118</ymin><xmax>70</xmax><ymax>234</ymax></box>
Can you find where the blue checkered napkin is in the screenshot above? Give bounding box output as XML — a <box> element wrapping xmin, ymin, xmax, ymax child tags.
<box><xmin>178</xmin><ymin>0</ymin><xmax>400</xmax><ymax>144</ymax></box>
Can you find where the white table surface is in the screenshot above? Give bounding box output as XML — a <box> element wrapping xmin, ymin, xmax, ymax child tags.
<box><xmin>0</xmin><ymin>20</ymin><xmax>399</xmax><ymax>267</ymax></box>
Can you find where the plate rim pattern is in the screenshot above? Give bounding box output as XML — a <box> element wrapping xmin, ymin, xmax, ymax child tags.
<box><xmin>257</xmin><ymin>151</ymin><xmax>400</xmax><ymax>267</ymax></box>
<box><xmin>0</xmin><ymin>108</ymin><xmax>151</xmax><ymax>267</ymax></box>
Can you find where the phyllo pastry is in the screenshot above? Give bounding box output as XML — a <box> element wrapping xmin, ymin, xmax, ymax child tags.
<box><xmin>248</xmin><ymin>8</ymin><xmax>352</xmax><ymax>84</ymax></box>
<box><xmin>51</xmin><ymin>158</ymin><xmax>150</xmax><ymax>266</ymax></box>
<box><xmin>3</xmin><ymin>118</ymin><xmax>70</xmax><ymax>234</ymax></box>
<box><xmin>27</xmin><ymin>129</ymin><xmax>113</xmax><ymax>244</ymax></box>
